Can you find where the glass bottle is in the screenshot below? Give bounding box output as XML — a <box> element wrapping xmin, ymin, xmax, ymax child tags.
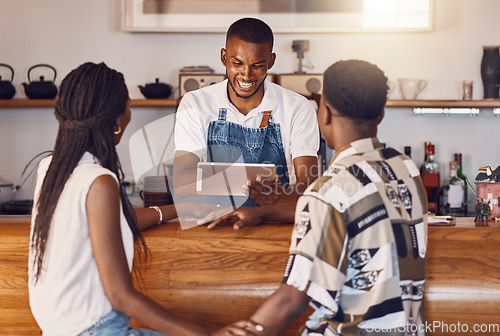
<box><xmin>440</xmin><ymin>161</ymin><xmax>466</xmax><ymax>216</ymax></box>
<box><xmin>454</xmin><ymin>153</ymin><xmax>468</xmax><ymax>215</ymax></box>
<box><xmin>420</xmin><ymin>141</ymin><xmax>431</xmax><ymax>175</ymax></box>
<box><xmin>420</xmin><ymin>144</ymin><xmax>440</xmax><ymax>214</ymax></box>
<box><xmin>404</xmin><ymin>146</ymin><xmax>411</xmax><ymax>158</ymax></box>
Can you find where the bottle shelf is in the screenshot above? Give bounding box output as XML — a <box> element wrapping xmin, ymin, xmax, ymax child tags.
<box><xmin>386</xmin><ymin>100</ymin><xmax>500</xmax><ymax>116</ymax></box>
<box><xmin>2</xmin><ymin>98</ymin><xmax>500</xmax><ymax>109</ymax></box>
<box><xmin>386</xmin><ymin>99</ymin><xmax>500</xmax><ymax>108</ymax></box>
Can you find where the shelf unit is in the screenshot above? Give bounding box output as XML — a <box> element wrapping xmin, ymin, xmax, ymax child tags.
<box><xmin>0</xmin><ymin>98</ymin><xmax>180</xmax><ymax>108</ymax></box>
<box><xmin>385</xmin><ymin>99</ymin><xmax>500</xmax><ymax>108</ymax></box>
<box><xmin>385</xmin><ymin>99</ymin><xmax>500</xmax><ymax>116</ymax></box>
<box><xmin>2</xmin><ymin>99</ymin><xmax>500</xmax><ymax>112</ymax></box>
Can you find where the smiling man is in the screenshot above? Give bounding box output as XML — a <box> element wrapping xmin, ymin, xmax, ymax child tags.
<box><xmin>173</xmin><ymin>18</ymin><xmax>319</xmax><ymax>212</ymax></box>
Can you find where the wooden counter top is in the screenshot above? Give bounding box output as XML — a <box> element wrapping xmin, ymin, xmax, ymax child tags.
<box><xmin>1</xmin><ymin>216</ymin><xmax>499</xmax><ymax>335</ymax></box>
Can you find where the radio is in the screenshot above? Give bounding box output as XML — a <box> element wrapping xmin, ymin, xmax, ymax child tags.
<box><xmin>178</xmin><ymin>73</ymin><xmax>226</xmax><ymax>97</ymax></box>
<box><xmin>276</xmin><ymin>73</ymin><xmax>323</xmax><ymax>97</ymax></box>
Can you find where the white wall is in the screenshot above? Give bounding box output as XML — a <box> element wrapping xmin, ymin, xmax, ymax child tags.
<box><xmin>1</xmin><ymin>0</ymin><xmax>499</xmax><ymax>210</ymax></box>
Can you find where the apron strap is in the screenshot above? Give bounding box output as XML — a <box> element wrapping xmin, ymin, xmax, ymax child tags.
<box><xmin>218</xmin><ymin>108</ymin><xmax>227</xmax><ymax>121</ymax></box>
<box><xmin>259</xmin><ymin>111</ymin><xmax>271</xmax><ymax>128</ymax></box>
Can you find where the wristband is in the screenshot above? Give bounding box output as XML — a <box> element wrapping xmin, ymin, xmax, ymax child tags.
<box><xmin>149</xmin><ymin>205</ymin><xmax>163</xmax><ymax>225</ymax></box>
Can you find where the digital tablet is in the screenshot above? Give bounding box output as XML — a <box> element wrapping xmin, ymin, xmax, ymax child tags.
<box><xmin>196</xmin><ymin>162</ymin><xmax>276</xmax><ymax>196</ymax></box>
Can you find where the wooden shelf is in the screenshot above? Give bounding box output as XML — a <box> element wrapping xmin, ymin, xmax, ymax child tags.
<box><xmin>386</xmin><ymin>99</ymin><xmax>500</xmax><ymax>108</ymax></box>
<box><xmin>2</xmin><ymin>99</ymin><xmax>500</xmax><ymax>109</ymax></box>
<box><xmin>0</xmin><ymin>98</ymin><xmax>179</xmax><ymax>108</ymax></box>
<box><xmin>0</xmin><ymin>99</ymin><xmax>57</xmax><ymax>107</ymax></box>
<box><xmin>130</xmin><ymin>99</ymin><xmax>179</xmax><ymax>107</ymax></box>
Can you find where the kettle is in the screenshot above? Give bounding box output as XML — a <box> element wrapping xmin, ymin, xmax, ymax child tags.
<box><xmin>138</xmin><ymin>78</ymin><xmax>172</xmax><ymax>99</ymax></box>
<box><xmin>23</xmin><ymin>64</ymin><xmax>58</xmax><ymax>99</ymax></box>
<box><xmin>0</xmin><ymin>63</ymin><xmax>16</xmax><ymax>100</ymax></box>
<box><xmin>0</xmin><ymin>176</ymin><xmax>18</xmax><ymax>209</ymax></box>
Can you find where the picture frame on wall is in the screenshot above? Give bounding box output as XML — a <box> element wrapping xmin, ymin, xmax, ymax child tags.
<box><xmin>121</xmin><ymin>0</ymin><xmax>433</xmax><ymax>33</ymax></box>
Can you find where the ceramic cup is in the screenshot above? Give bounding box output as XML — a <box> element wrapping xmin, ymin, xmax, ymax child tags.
<box><xmin>398</xmin><ymin>78</ymin><xmax>427</xmax><ymax>100</ymax></box>
<box><xmin>463</xmin><ymin>80</ymin><xmax>473</xmax><ymax>100</ymax></box>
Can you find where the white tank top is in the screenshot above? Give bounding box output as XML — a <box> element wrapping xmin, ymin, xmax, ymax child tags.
<box><xmin>28</xmin><ymin>152</ymin><xmax>134</xmax><ymax>336</ymax></box>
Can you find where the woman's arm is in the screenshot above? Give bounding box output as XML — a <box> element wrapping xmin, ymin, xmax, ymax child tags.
<box><xmin>133</xmin><ymin>204</ymin><xmax>178</xmax><ymax>231</ymax></box>
<box><xmin>87</xmin><ymin>174</ymin><xmax>210</xmax><ymax>336</ymax></box>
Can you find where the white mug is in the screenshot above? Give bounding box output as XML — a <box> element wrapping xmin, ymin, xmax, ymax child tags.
<box><xmin>398</xmin><ymin>78</ymin><xmax>427</xmax><ymax>100</ymax></box>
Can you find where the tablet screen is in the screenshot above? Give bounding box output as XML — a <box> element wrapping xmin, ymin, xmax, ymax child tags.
<box><xmin>196</xmin><ymin>162</ymin><xmax>276</xmax><ymax>196</ymax></box>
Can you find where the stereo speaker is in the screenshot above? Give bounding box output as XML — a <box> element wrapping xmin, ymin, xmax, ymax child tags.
<box><xmin>276</xmin><ymin>73</ymin><xmax>323</xmax><ymax>97</ymax></box>
<box><xmin>179</xmin><ymin>74</ymin><xmax>226</xmax><ymax>97</ymax></box>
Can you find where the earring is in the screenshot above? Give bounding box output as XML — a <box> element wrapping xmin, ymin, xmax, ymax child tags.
<box><xmin>114</xmin><ymin>125</ymin><xmax>122</xmax><ymax>135</ymax></box>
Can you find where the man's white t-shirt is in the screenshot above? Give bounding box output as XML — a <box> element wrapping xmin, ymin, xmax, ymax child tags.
<box><xmin>174</xmin><ymin>79</ymin><xmax>320</xmax><ymax>174</ymax></box>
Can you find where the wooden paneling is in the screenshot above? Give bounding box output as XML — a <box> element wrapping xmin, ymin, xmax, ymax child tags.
<box><xmin>0</xmin><ymin>216</ymin><xmax>499</xmax><ymax>335</ymax></box>
<box><xmin>425</xmin><ymin>223</ymin><xmax>500</xmax><ymax>335</ymax></box>
<box><xmin>0</xmin><ymin>220</ymin><xmax>38</xmax><ymax>335</ymax></box>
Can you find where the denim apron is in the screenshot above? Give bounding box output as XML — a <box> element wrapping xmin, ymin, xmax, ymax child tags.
<box><xmin>206</xmin><ymin>107</ymin><xmax>289</xmax><ymax>207</ymax></box>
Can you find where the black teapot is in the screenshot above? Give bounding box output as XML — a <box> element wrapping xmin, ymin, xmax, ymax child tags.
<box><xmin>23</xmin><ymin>64</ymin><xmax>58</xmax><ymax>99</ymax></box>
<box><xmin>138</xmin><ymin>78</ymin><xmax>172</xmax><ymax>99</ymax></box>
<box><xmin>0</xmin><ymin>64</ymin><xmax>16</xmax><ymax>100</ymax></box>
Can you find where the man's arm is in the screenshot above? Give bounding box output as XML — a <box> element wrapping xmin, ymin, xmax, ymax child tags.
<box><xmin>293</xmin><ymin>155</ymin><xmax>318</xmax><ymax>194</ymax></box>
<box><xmin>245</xmin><ymin>284</ymin><xmax>310</xmax><ymax>336</ymax></box>
<box><xmin>172</xmin><ymin>150</ymin><xmax>200</xmax><ymax>198</ymax></box>
<box><xmin>173</xmin><ymin>91</ymin><xmax>207</xmax><ymax>199</ymax></box>
<box><xmin>203</xmin><ymin>202</ymin><xmax>296</xmax><ymax>230</ymax></box>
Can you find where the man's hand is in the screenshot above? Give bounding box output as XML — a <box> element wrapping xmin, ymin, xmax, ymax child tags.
<box><xmin>198</xmin><ymin>207</ymin><xmax>263</xmax><ymax>230</ymax></box>
<box><xmin>244</xmin><ymin>175</ymin><xmax>290</xmax><ymax>206</ymax></box>
<box><xmin>212</xmin><ymin>320</ymin><xmax>262</xmax><ymax>336</ymax></box>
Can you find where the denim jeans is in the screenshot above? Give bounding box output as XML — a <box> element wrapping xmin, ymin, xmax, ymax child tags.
<box><xmin>77</xmin><ymin>310</ymin><xmax>169</xmax><ymax>336</ymax></box>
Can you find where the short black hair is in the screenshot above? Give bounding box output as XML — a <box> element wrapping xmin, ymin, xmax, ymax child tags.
<box><xmin>323</xmin><ymin>60</ymin><xmax>388</xmax><ymax>120</ymax></box>
<box><xmin>226</xmin><ymin>17</ymin><xmax>274</xmax><ymax>50</ymax></box>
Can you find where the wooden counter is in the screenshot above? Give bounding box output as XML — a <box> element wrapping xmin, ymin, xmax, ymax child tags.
<box><xmin>0</xmin><ymin>216</ymin><xmax>499</xmax><ymax>335</ymax></box>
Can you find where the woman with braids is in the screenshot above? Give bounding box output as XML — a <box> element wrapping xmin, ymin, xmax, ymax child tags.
<box><xmin>28</xmin><ymin>62</ymin><xmax>256</xmax><ymax>336</ymax></box>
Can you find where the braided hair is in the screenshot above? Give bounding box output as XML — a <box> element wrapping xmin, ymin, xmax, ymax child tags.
<box><xmin>30</xmin><ymin>62</ymin><xmax>147</xmax><ymax>282</ymax></box>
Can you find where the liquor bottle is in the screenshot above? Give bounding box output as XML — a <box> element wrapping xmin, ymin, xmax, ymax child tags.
<box><xmin>424</xmin><ymin>141</ymin><xmax>431</xmax><ymax>160</ymax></box>
<box><xmin>420</xmin><ymin>141</ymin><xmax>431</xmax><ymax>175</ymax></box>
<box><xmin>420</xmin><ymin>143</ymin><xmax>440</xmax><ymax>214</ymax></box>
<box><xmin>440</xmin><ymin>161</ymin><xmax>467</xmax><ymax>216</ymax></box>
<box><xmin>404</xmin><ymin>146</ymin><xmax>411</xmax><ymax>158</ymax></box>
<box><xmin>454</xmin><ymin>153</ymin><xmax>468</xmax><ymax>215</ymax></box>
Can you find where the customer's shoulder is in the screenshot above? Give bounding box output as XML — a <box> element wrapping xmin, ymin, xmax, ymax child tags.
<box><xmin>74</xmin><ymin>157</ymin><xmax>116</xmax><ymax>182</ymax></box>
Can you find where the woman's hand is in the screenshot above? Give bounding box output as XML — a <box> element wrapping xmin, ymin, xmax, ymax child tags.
<box><xmin>212</xmin><ymin>320</ymin><xmax>263</xmax><ymax>336</ymax></box>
